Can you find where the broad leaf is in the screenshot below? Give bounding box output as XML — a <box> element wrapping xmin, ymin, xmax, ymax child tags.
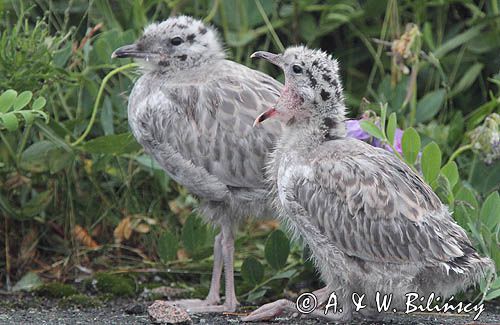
<box><xmin>401</xmin><ymin>127</ymin><xmax>421</xmax><ymax>165</ymax></box>
<box><xmin>421</xmin><ymin>142</ymin><xmax>442</xmax><ymax>184</ymax></box>
<box><xmin>415</xmin><ymin>89</ymin><xmax>446</xmax><ymax>123</ymax></box>
<box><xmin>241</xmin><ymin>257</ymin><xmax>264</xmax><ymax>286</ymax></box>
<box><xmin>386</xmin><ymin>113</ymin><xmax>397</xmax><ymax>146</ymax></box>
<box><xmin>441</xmin><ymin>161</ymin><xmax>459</xmax><ymax>188</ymax></box>
<box><xmin>81</xmin><ymin>133</ymin><xmax>140</xmax><ymax>155</ymax></box>
<box><xmin>13</xmin><ymin>91</ymin><xmax>32</xmax><ymax>110</ymax></box>
<box><xmin>480</xmin><ymin>192</ymin><xmax>500</xmax><ymax>230</ymax></box>
<box><xmin>360</xmin><ymin>120</ymin><xmax>384</xmax><ymax>140</ymax></box>
<box><xmin>264</xmin><ymin>230</ymin><xmax>290</xmax><ymax>270</ymax></box>
<box><xmin>0</xmin><ymin>89</ymin><xmax>17</xmax><ymax>113</ymax></box>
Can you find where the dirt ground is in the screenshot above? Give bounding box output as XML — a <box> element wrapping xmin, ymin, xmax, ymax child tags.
<box><xmin>0</xmin><ymin>294</ymin><xmax>499</xmax><ymax>324</ymax></box>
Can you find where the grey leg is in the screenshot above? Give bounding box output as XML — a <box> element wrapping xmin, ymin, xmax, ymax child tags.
<box><xmin>167</xmin><ymin>232</ymin><xmax>228</xmax><ymax>312</ymax></box>
<box><xmin>205</xmin><ymin>233</ymin><xmax>223</xmax><ymax>304</ymax></box>
<box><xmin>221</xmin><ymin>223</ymin><xmax>239</xmax><ymax>310</ymax></box>
<box><xmin>172</xmin><ymin>223</ymin><xmax>239</xmax><ymax>313</ymax></box>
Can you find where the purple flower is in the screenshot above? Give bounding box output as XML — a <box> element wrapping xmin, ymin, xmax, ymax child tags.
<box><xmin>346</xmin><ymin>119</ymin><xmax>403</xmax><ymax>155</ymax></box>
<box><xmin>345</xmin><ymin>119</ymin><xmax>371</xmax><ymax>141</ymax></box>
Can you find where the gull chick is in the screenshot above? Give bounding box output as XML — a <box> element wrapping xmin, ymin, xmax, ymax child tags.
<box><xmin>112</xmin><ymin>16</ymin><xmax>282</xmax><ymax>313</ymax></box>
<box><xmin>243</xmin><ymin>46</ymin><xmax>495</xmax><ymax>322</ymax></box>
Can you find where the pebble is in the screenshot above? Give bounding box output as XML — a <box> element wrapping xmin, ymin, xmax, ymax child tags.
<box><xmin>147</xmin><ymin>300</ymin><xmax>192</xmax><ymax>324</ymax></box>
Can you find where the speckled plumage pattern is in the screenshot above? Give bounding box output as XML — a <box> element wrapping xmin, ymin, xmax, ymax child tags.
<box><xmin>244</xmin><ymin>46</ymin><xmax>495</xmax><ymax>322</ymax></box>
<box><xmin>115</xmin><ymin>16</ymin><xmax>282</xmax><ymax>312</ymax></box>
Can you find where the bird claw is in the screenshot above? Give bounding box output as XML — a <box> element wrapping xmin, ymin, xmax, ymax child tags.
<box><xmin>241</xmin><ymin>299</ymin><xmax>292</xmax><ymax>322</ymax></box>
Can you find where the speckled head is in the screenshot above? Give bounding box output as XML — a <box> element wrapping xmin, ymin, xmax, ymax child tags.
<box><xmin>252</xmin><ymin>46</ymin><xmax>345</xmax><ymax>126</ymax></box>
<box><xmin>112</xmin><ymin>16</ymin><xmax>225</xmax><ymax>72</ymax></box>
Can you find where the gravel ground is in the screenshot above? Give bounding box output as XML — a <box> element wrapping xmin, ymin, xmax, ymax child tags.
<box><xmin>0</xmin><ymin>294</ymin><xmax>499</xmax><ymax>324</ymax></box>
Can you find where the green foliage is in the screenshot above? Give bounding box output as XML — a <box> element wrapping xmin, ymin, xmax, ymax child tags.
<box><xmin>0</xmin><ymin>89</ymin><xmax>48</xmax><ymax>131</ymax></box>
<box><xmin>264</xmin><ymin>230</ymin><xmax>290</xmax><ymax>270</ymax></box>
<box><xmin>157</xmin><ymin>230</ymin><xmax>178</xmax><ymax>263</ymax></box>
<box><xmin>58</xmin><ymin>294</ymin><xmax>102</xmax><ymax>309</ymax></box>
<box><xmin>421</xmin><ymin>142</ymin><xmax>442</xmax><ymax>185</ymax></box>
<box><xmin>241</xmin><ymin>256</ymin><xmax>264</xmax><ymax>286</ymax></box>
<box><xmin>402</xmin><ymin>127</ymin><xmax>421</xmax><ymax>165</ymax></box>
<box><xmin>93</xmin><ymin>272</ymin><xmax>136</xmax><ymax>297</ymax></box>
<box><xmin>36</xmin><ymin>282</ymin><xmax>78</xmax><ymax>298</ymax></box>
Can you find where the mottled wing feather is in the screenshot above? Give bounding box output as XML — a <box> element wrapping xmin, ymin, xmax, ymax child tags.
<box><xmin>288</xmin><ymin>138</ymin><xmax>469</xmax><ymax>265</ymax></box>
<box><xmin>131</xmin><ymin>61</ymin><xmax>282</xmax><ymax>200</ymax></box>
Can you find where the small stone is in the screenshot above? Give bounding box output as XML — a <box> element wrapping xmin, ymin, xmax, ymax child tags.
<box><xmin>148</xmin><ymin>300</ymin><xmax>192</xmax><ymax>324</ymax></box>
<box><xmin>125</xmin><ymin>303</ymin><xmax>146</xmax><ymax>315</ymax></box>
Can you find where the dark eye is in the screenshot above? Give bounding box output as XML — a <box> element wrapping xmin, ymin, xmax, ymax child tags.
<box><xmin>170</xmin><ymin>37</ymin><xmax>183</xmax><ymax>46</ymax></box>
<box><xmin>292</xmin><ymin>64</ymin><xmax>303</xmax><ymax>74</ymax></box>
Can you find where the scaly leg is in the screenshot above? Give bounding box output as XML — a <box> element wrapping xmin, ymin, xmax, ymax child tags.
<box><xmin>172</xmin><ymin>223</ymin><xmax>239</xmax><ymax>313</ymax></box>
<box><xmin>220</xmin><ymin>223</ymin><xmax>239</xmax><ymax>310</ymax></box>
<box><xmin>168</xmin><ymin>233</ymin><xmax>225</xmax><ymax>311</ymax></box>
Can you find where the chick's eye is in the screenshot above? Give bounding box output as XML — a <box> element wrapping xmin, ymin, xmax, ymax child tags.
<box><xmin>292</xmin><ymin>65</ymin><xmax>303</xmax><ymax>74</ymax></box>
<box><xmin>170</xmin><ymin>37</ymin><xmax>183</xmax><ymax>46</ymax></box>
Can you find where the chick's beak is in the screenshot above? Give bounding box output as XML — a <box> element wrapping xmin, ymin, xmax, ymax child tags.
<box><xmin>111</xmin><ymin>44</ymin><xmax>145</xmax><ymax>59</ymax></box>
<box><xmin>250</xmin><ymin>51</ymin><xmax>284</xmax><ymax>69</ymax></box>
<box><xmin>253</xmin><ymin>108</ymin><xmax>277</xmax><ymax>127</ymax></box>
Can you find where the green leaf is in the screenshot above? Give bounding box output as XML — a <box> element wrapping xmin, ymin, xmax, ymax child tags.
<box><xmin>0</xmin><ymin>89</ymin><xmax>17</xmax><ymax>113</ymax></box>
<box><xmin>13</xmin><ymin>91</ymin><xmax>33</xmax><ymax>111</ymax></box>
<box><xmin>441</xmin><ymin>161</ymin><xmax>459</xmax><ymax>188</ymax></box>
<box><xmin>450</xmin><ymin>63</ymin><xmax>484</xmax><ymax>97</ymax></box>
<box><xmin>12</xmin><ymin>272</ymin><xmax>43</xmax><ymax>292</ymax></box>
<box><xmin>32</xmin><ymin>97</ymin><xmax>47</xmax><ymax>110</ymax></box>
<box><xmin>157</xmin><ymin>231</ymin><xmax>178</xmax><ymax>263</ymax></box>
<box><xmin>380</xmin><ymin>103</ymin><xmax>387</xmax><ymax>132</ymax></box>
<box><xmin>360</xmin><ymin>120</ymin><xmax>384</xmax><ymax>140</ymax></box>
<box><xmin>80</xmin><ymin>133</ymin><xmax>140</xmax><ymax>155</ymax></box>
<box><xmin>20</xmin><ymin>190</ymin><xmax>53</xmax><ymax>218</ymax></box>
<box><xmin>453</xmin><ymin>185</ymin><xmax>479</xmax><ymax>227</ymax></box>
<box><xmin>241</xmin><ymin>257</ymin><xmax>264</xmax><ymax>286</ymax></box>
<box><xmin>264</xmin><ymin>230</ymin><xmax>290</xmax><ymax>270</ymax></box>
<box><xmin>20</xmin><ymin>140</ymin><xmax>57</xmax><ymax>173</ymax></box>
<box><xmin>485</xmin><ymin>288</ymin><xmax>500</xmax><ymax>301</ymax></box>
<box><xmin>247</xmin><ymin>289</ymin><xmax>267</xmax><ymax>302</ymax></box>
<box><xmin>434</xmin><ymin>23</ymin><xmax>484</xmax><ymax>59</ymax></box>
<box><xmin>480</xmin><ymin>192</ymin><xmax>500</xmax><ymax>230</ymax></box>
<box><xmin>386</xmin><ymin>113</ymin><xmax>397</xmax><ymax>146</ymax></box>
<box><xmin>0</xmin><ymin>112</ymin><xmax>19</xmax><ymax>131</ymax></box>
<box><xmin>100</xmin><ymin>97</ymin><xmax>114</xmax><ymax>135</ymax></box>
<box><xmin>421</xmin><ymin>142</ymin><xmax>442</xmax><ymax>184</ymax></box>
<box><xmin>181</xmin><ymin>215</ymin><xmax>208</xmax><ymax>255</ymax></box>
<box><xmin>415</xmin><ymin>89</ymin><xmax>446</xmax><ymax>123</ymax></box>
<box><xmin>401</xmin><ymin>127</ymin><xmax>421</xmax><ymax>165</ymax></box>
<box><xmin>455</xmin><ymin>185</ymin><xmax>479</xmax><ymax>210</ymax></box>
<box><xmin>270</xmin><ymin>269</ymin><xmax>298</xmax><ymax>280</ymax></box>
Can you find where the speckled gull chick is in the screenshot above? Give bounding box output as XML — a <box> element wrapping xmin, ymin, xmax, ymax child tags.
<box><xmin>112</xmin><ymin>16</ymin><xmax>282</xmax><ymax>313</ymax></box>
<box><xmin>243</xmin><ymin>46</ymin><xmax>495</xmax><ymax>322</ymax></box>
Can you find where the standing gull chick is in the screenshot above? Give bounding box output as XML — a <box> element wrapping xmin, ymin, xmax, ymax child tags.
<box><xmin>244</xmin><ymin>46</ymin><xmax>494</xmax><ymax>322</ymax></box>
<box><xmin>112</xmin><ymin>16</ymin><xmax>282</xmax><ymax>313</ymax></box>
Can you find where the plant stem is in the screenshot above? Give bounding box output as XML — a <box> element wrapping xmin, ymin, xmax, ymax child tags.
<box><xmin>0</xmin><ymin>131</ymin><xmax>16</xmax><ymax>163</ymax></box>
<box><xmin>4</xmin><ymin>215</ymin><xmax>11</xmax><ymax>290</ymax></box>
<box><xmin>71</xmin><ymin>62</ymin><xmax>138</xmax><ymax>146</ymax></box>
<box><xmin>203</xmin><ymin>0</ymin><xmax>219</xmax><ymax>23</ymax></box>
<box><xmin>447</xmin><ymin>143</ymin><xmax>473</xmax><ymax>163</ymax></box>
<box><xmin>16</xmin><ymin>123</ymin><xmax>32</xmax><ymax>164</ymax></box>
<box><xmin>255</xmin><ymin>0</ymin><xmax>284</xmax><ymax>52</ymax></box>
